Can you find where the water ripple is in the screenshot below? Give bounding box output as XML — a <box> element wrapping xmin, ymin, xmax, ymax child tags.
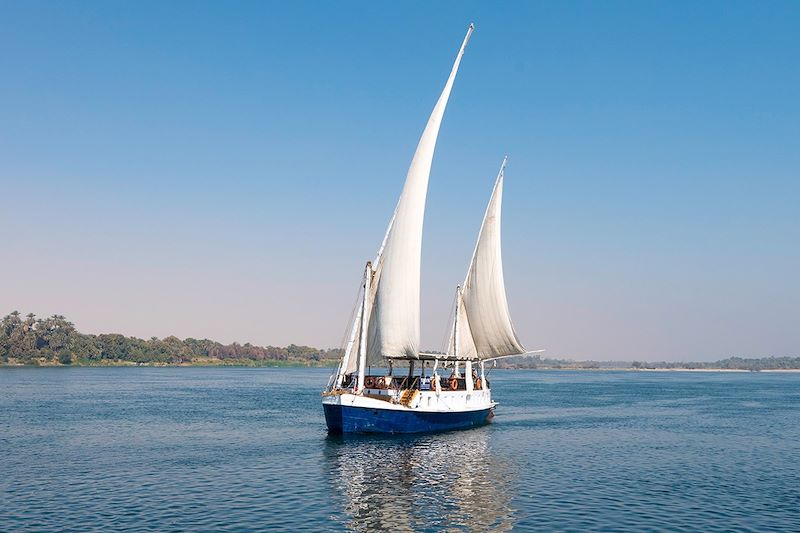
<box><xmin>1</xmin><ymin>368</ymin><xmax>799</xmax><ymax>531</ymax></box>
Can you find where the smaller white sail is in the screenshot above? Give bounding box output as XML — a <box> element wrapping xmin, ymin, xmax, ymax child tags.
<box><xmin>446</xmin><ymin>286</ymin><xmax>477</xmax><ymax>358</ymax></box>
<box><xmin>450</xmin><ymin>157</ymin><xmax>525</xmax><ymax>359</ymax></box>
<box><xmin>342</xmin><ymin>306</ymin><xmax>362</xmax><ymax>376</ymax></box>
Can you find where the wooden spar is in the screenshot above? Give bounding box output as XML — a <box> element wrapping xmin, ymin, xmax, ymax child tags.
<box><xmin>480</xmin><ymin>349</ymin><xmax>546</xmax><ymax>363</ymax></box>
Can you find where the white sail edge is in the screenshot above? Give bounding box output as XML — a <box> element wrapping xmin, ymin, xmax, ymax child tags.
<box><xmin>372</xmin><ymin>23</ymin><xmax>475</xmax><ymax>272</ymax></box>
<box><xmin>462</xmin><ymin>155</ymin><xmax>508</xmax><ymax>288</ymax></box>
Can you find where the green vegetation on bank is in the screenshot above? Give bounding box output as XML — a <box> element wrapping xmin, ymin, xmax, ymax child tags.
<box><xmin>1</xmin><ymin>311</ymin><xmax>797</xmax><ymax>370</ymax></box>
<box><xmin>0</xmin><ymin>311</ymin><xmax>341</xmax><ymax>367</ymax></box>
<box><xmin>629</xmin><ymin>357</ymin><xmax>800</xmax><ymax>371</ymax></box>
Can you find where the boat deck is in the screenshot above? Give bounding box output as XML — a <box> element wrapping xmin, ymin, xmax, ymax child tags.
<box><xmin>343</xmin><ymin>375</ymin><xmax>489</xmax><ymax>392</ymax></box>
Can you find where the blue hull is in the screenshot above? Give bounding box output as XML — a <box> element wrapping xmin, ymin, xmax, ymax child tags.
<box><xmin>324</xmin><ymin>403</ymin><xmax>494</xmax><ymax>434</ymax></box>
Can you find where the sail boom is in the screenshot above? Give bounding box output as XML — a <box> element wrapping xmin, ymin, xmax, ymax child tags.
<box><xmin>414</xmin><ymin>349</ymin><xmax>543</xmax><ymax>362</ymax></box>
<box><xmin>480</xmin><ymin>350</ymin><xmax>545</xmax><ymax>363</ymax></box>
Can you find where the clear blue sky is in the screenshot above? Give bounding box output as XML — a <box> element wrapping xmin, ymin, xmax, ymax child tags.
<box><xmin>1</xmin><ymin>1</ymin><xmax>798</xmax><ymax>361</ymax></box>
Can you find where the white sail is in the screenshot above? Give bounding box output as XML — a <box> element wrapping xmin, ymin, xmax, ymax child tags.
<box><xmin>365</xmin><ymin>24</ymin><xmax>474</xmax><ymax>362</ymax></box>
<box><xmin>452</xmin><ymin>157</ymin><xmax>525</xmax><ymax>359</ymax></box>
<box><xmin>445</xmin><ymin>286</ymin><xmax>476</xmax><ymax>359</ymax></box>
<box><xmin>343</xmin><ymin>325</ymin><xmax>360</xmax><ymax>375</ymax></box>
<box><xmin>342</xmin><ymin>286</ymin><xmax>365</xmax><ymax>376</ymax></box>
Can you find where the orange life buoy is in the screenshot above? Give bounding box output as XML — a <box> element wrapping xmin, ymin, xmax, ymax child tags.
<box><xmin>449</xmin><ymin>377</ymin><xmax>458</xmax><ymax>391</ymax></box>
<box><xmin>475</xmin><ymin>378</ymin><xmax>482</xmax><ymax>390</ymax></box>
<box><xmin>377</xmin><ymin>376</ymin><xmax>386</xmax><ymax>389</ymax></box>
<box><xmin>364</xmin><ymin>376</ymin><xmax>375</xmax><ymax>388</ymax></box>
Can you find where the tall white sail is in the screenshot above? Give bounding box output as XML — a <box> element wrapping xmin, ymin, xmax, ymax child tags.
<box><xmin>451</xmin><ymin>157</ymin><xmax>525</xmax><ymax>359</ymax></box>
<box><xmin>365</xmin><ymin>24</ymin><xmax>474</xmax><ymax>362</ymax></box>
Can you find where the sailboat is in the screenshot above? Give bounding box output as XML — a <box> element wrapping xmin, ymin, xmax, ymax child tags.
<box><xmin>322</xmin><ymin>24</ymin><xmax>534</xmax><ymax>434</ymax></box>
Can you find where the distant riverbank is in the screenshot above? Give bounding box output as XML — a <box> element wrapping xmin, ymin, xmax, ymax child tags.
<box><xmin>4</xmin><ymin>362</ymin><xmax>800</xmax><ymax>373</ymax></box>
<box><xmin>0</xmin><ymin>357</ymin><xmax>337</xmax><ymax>368</ymax></box>
<box><xmin>1</xmin><ymin>311</ymin><xmax>341</xmax><ymax>368</ymax></box>
<box><xmin>3</xmin><ymin>311</ymin><xmax>797</xmax><ymax>372</ymax></box>
<box><xmin>545</xmin><ymin>367</ymin><xmax>800</xmax><ymax>373</ymax></box>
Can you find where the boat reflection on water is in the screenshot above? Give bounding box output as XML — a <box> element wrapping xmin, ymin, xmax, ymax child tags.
<box><xmin>324</xmin><ymin>428</ymin><xmax>516</xmax><ymax>531</ymax></box>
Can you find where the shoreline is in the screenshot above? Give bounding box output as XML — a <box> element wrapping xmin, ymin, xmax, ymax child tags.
<box><xmin>2</xmin><ymin>363</ymin><xmax>799</xmax><ymax>372</ymax></box>
<box><xmin>0</xmin><ymin>360</ymin><xmax>339</xmax><ymax>369</ymax></box>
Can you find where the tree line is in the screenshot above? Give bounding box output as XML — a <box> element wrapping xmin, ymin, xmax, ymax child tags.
<box><xmin>2</xmin><ymin>310</ymin><xmax>796</xmax><ymax>369</ymax></box>
<box><xmin>497</xmin><ymin>354</ymin><xmax>800</xmax><ymax>371</ymax></box>
<box><xmin>628</xmin><ymin>356</ymin><xmax>800</xmax><ymax>371</ymax></box>
<box><xmin>0</xmin><ymin>311</ymin><xmax>342</xmax><ymax>366</ymax></box>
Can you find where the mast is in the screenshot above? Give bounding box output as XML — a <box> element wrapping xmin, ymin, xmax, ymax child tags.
<box><xmin>334</xmin><ymin>278</ymin><xmax>364</xmax><ymax>389</ymax></box>
<box><xmin>454</xmin><ymin>286</ymin><xmax>461</xmax><ymax>357</ymax></box>
<box><xmin>453</xmin><ymin>286</ymin><xmax>461</xmax><ymax>377</ymax></box>
<box><xmin>356</xmin><ymin>261</ymin><xmax>372</xmax><ymax>392</ymax></box>
<box><xmin>462</xmin><ymin>281</ymin><xmax>473</xmax><ymax>390</ymax></box>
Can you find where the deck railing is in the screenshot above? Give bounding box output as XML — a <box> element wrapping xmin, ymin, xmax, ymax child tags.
<box><xmin>353</xmin><ymin>375</ymin><xmax>489</xmax><ymax>392</ymax></box>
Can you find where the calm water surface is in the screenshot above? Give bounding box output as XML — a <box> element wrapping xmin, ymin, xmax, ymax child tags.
<box><xmin>1</xmin><ymin>368</ymin><xmax>799</xmax><ymax>532</ymax></box>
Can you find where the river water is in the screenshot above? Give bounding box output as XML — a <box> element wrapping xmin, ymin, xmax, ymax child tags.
<box><xmin>1</xmin><ymin>367</ymin><xmax>799</xmax><ymax>531</ymax></box>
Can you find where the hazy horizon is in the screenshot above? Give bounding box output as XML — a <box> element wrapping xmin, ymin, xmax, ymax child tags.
<box><xmin>2</xmin><ymin>2</ymin><xmax>798</xmax><ymax>362</ymax></box>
